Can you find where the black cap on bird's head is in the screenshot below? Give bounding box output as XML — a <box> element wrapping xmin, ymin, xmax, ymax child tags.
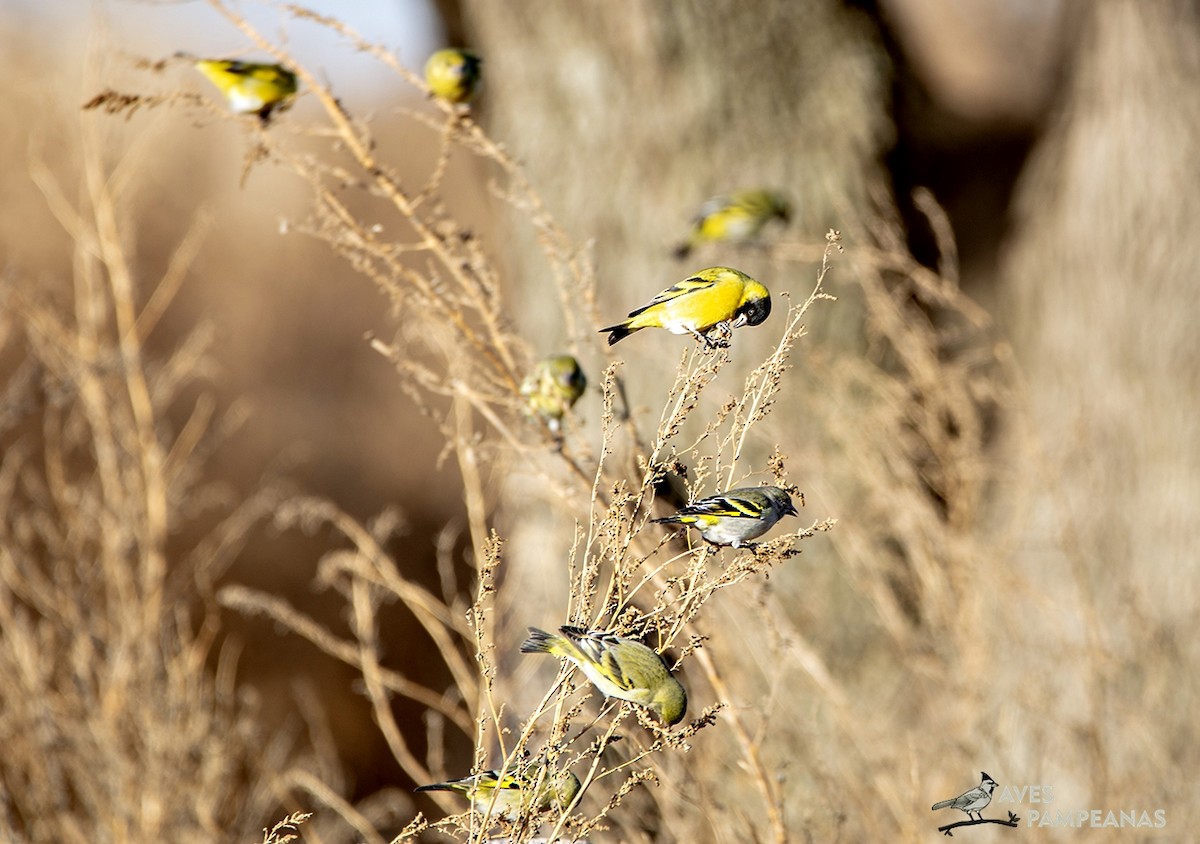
<box><xmin>547</xmin><ymin>355</ymin><xmax>586</xmax><ymax>390</ymax></box>
<box><xmin>562</xmin><ymin>367</ymin><xmax>586</xmax><ymax>390</ymax></box>
<box><xmin>769</xmin><ymin>194</ymin><xmax>792</xmax><ymax>223</ymax></box>
<box><xmin>762</xmin><ymin>485</ymin><xmax>799</xmax><ymax>517</ymax></box>
<box><xmin>738</xmin><ymin>293</ymin><xmax>771</xmax><ymax>328</ymax></box>
<box><xmin>981</xmin><ymin>772</ymin><xmax>996</xmax><ymax>786</ymax></box>
<box><xmin>730</xmin><ymin>275</ymin><xmax>772</xmax><ymax>330</ymax></box>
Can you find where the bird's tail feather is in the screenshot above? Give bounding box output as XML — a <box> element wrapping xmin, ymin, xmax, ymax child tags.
<box><xmin>600</xmin><ymin>323</ymin><xmax>636</xmax><ymax>345</ymax></box>
<box><xmin>519</xmin><ymin>626</ymin><xmax>559</xmax><ymax>654</ymax></box>
<box><xmin>416</xmin><ymin>783</ymin><xmax>458</xmax><ymax>794</ymax></box>
<box><xmin>931</xmin><ymin>799</ymin><xmax>953</xmax><ymax>810</ymax></box>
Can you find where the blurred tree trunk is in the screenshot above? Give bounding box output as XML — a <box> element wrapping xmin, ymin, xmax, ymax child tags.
<box><xmin>999</xmin><ymin>0</ymin><xmax>1200</xmax><ymax>805</ymax></box>
<box><xmin>1002</xmin><ymin>0</ymin><xmax>1200</xmax><ymax>620</ymax></box>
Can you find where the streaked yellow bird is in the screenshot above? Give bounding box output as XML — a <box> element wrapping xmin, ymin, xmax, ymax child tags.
<box><xmin>415</xmin><ymin>767</ymin><xmax>580</xmax><ymax>817</ymax></box>
<box><xmin>521</xmin><ymin>625</ymin><xmax>688</xmax><ymax>726</ymax></box>
<box><xmin>673</xmin><ymin>189</ymin><xmax>791</xmax><ymax>259</ymax></box>
<box><xmin>192</xmin><ymin>59</ymin><xmax>297</xmax><ymax>123</ymax></box>
<box><xmin>520</xmin><ymin>354</ymin><xmax>587</xmax><ymax>434</ymax></box>
<box><xmin>652</xmin><ymin>485</ymin><xmax>800</xmax><ymax>548</ymax></box>
<box><xmin>424</xmin><ymin>48</ymin><xmax>483</xmax><ymax>105</ymax></box>
<box><xmin>600</xmin><ymin>266</ymin><xmax>771</xmax><ymax>347</ymax></box>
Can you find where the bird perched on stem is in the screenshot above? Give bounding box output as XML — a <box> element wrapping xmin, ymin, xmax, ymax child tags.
<box><xmin>599</xmin><ymin>266</ymin><xmax>770</xmax><ymax>347</ymax></box>
<box><xmin>521</xmin><ymin>625</ymin><xmax>687</xmax><ymax>726</ymax></box>
<box><xmin>191</xmin><ymin>58</ymin><xmax>297</xmax><ymax>124</ymax></box>
<box><xmin>673</xmin><ymin>189</ymin><xmax>791</xmax><ymax>259</ymax></box>
<box><xmin>416</xmin><ymin>767</ymin><xmax>580</xmax><ymax>818</ymax></box>
<box><xmin>520</xmin><ymin>354</ymin><xmax>587</xmax><ymax>435</ymax></box>
<box><xmin>652</xmin><ymin>485</ymin><xmax>799</xmax><ymax>549</ymax></box>
<box><xmin>931</xmin><ymin>772</ymin><xmax>998</xmax><ymax>821</ymax></box>
<box><xmin>425</xmin><ymin>47</ymin><xmax>483</xmax><ymax>106</ymax></box>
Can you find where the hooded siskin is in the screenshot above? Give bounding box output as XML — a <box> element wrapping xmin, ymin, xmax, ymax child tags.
<box><xmin>193</xmin><ymin>59</ymin><xmax>297</xmax><ymax>123</ymax></box>
<box><xmin>600</xmin><ymin>266</ymin><xmax>771</xmax><ymax>346</ymax></box>
<box><xmin>673</xmin><ymin>189</ymin><xmax>791</xmax><ymax>259</ymax></box>
<box><xmin>415</xmin><ymin>767</ymin><xmax>580</xmax><ymax>818</ymax></box>
<box><xmin>425</xmin><ymin>48</ymin><xmax>483</xmax><ymax>105</ymax></box>
<box><xmin>652</xmin><ymin>485</ymin><xmax>800</xmax><ymax>548</ymax></box>
<box><xmin>521</xmin><ymin>625</ymin><xmax>687</xmax><ymax>726</ymax></box>
<box><xmin>520</xmin><ymin>354</ymin><xmax>587</xmax><ymax>433</ymax></box>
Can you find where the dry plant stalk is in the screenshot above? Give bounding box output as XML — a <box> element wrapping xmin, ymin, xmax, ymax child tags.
<box><xmin>0</xmin><ymin>80</ymin><xmax>286</xmax><ymax>843</ymax></box>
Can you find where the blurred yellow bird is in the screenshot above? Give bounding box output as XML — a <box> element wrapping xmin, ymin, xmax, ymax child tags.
<box><xmin>425</xmin><ymin>48</ymin><xmax>483</xmax><ymax>105</ymax></box>
<box><xmin>520</xmin><ymin>354</ymin><xmax>587</xmax><ymax>434</ymax></box>
<box><xmin>415</xmin><ymin>767</ymin><xmax>580</xmax><ymax>817</ymax></box>
<box><xmin>673</xmin><ymin>189</ymin><xmax>791</xmax><ymax>259</ymax></box>
<box><xmin>600</xmin><ymin>266</ymin><xmax>771</xmax><ymax>347</ymax></box>
<box><xmin>192</xmin><ymin>59</ymin><xmax>297</xmax><ymax>124</ymax></box>
<box><xmin>521</xmin><ymin>625</ymin><xmax>688</xmax><ymax>726</ymax></box>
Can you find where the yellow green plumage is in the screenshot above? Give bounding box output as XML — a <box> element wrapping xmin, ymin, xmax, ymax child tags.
<box><xmin>520</xmin><ymin>354</ymin><xmax>587</xmax><ymax>434</ymax></box>
<box><xmin>193</xmin><ymin>59</ymin><xmax>297</xmax><ymax>123</ymax></box>
<box><xmin>425</xmin><ymin>48</ymin><xmax>483</xmax><ymax>105</ymax></box>
<box><xmin>600</xmin><ymin>266</ymin><xmax>771</xmax><ymax>346</ymax></box>
<box><xmin>416</xmin><ymin>766</ymin><xmax>580</xmax><ymax>817</ymax></box>
<box><xmin>521</xmin><ymin>625</ymin><xmax>687</xmax><ymax>726</ymax></box>
<box><xmin>674</xmin><ymin>189</ymin><xmax>791</xmax><ymax>259</ymax></box>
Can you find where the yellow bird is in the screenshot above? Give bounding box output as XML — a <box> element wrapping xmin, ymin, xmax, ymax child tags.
<box><xmin>673</xmin><ymin>189</ymin><xmax>791</xmax><ymax>259</ymax></box>
<box><xmin>521</xmin><ymin>625</ymin><xmax>688</xmax><ymax>726</ymax></box>
<box><xmin>600</xmin><ymin>266</ymin><xmax>771</xmax><ymax>346</ymax></box>
<box><xmin>416</xmin><ymin>767</ymin><xmax>580</xmax><ymax>818</ymax></box>
<box><xmin>520</xmin><ymin>354</ymin><xmax>587</xmax><ymax>434</ymax></box>
<box><xmin>424</xmin><ymin>48</ymin><xmax>483</xmax><ymax>105</ymax></box>
<box><xmin>192</xmin><ymin>59</ymin><xmax>297</xmax><ymax>124</ymax></box>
